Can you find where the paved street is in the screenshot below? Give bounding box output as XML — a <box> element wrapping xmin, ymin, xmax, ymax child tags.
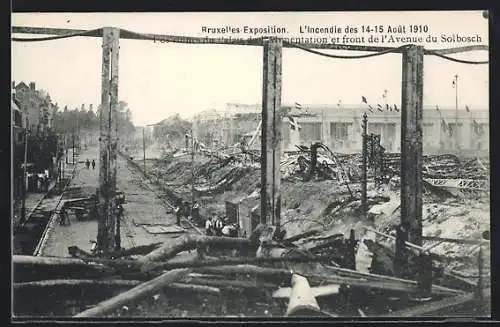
<box><xmin>41</xmin><ymin>146</ymin><xmax>182</xmax><ymax>257</ymax></box>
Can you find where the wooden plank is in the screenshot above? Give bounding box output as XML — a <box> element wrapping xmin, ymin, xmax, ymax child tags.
<box><xmin>398</xmin><ymin>45</ymin><xmax>424</xmax><ymax>266</ymax></box>
<box><xmin>261</xmin><ymin>38</ymin><xmax>283</xmax><ymax>229</ymax></box>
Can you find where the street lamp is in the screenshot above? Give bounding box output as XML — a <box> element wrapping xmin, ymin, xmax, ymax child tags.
<box><xmin>452</xmin><ymin>74</ymin><xmax>460</xmax><ymax>154</ymax></box>
<box><xmin>143</xmin><ymin>123</ymin><xmax>162</xmax><ymax>174</ymax></box>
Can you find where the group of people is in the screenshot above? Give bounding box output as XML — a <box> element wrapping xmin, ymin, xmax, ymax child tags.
<box><xmin>205</xmin><ymin>215</ymin><xmax>238</xmax><ymax>237</ymax></box>
<box><xmin>175</xmin><ymin>200</ymin><xmax>201</xmax><ymax>226</ymax></box>
<box><xmin>85</xmin><ymin>159</ymin><xmax>96</xmax><ymax>170</ymax></box>
<box><xmin>26</xmin><ymin>169</ymin><xmax>51</xmax><ymax>193</ymax></box>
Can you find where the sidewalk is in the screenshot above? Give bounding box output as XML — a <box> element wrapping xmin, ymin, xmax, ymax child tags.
<box><xmin>41</xmin><ymin>147</ymin><xmax>101</xmax><ymax>257</ymax></box>
<box><xmin>40</xmin><ymin>147</ymin><xmax>181</xmax><ymax>257</ymax></box>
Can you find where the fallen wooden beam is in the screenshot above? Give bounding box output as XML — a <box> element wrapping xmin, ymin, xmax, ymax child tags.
<box><xmin>166</xmin><ymin>283</ymin><xmax>221</xmax><ymax>294</ymax></box>
<box><xmin>273</xmin><ymin>284</ymin><xmax>340</xmax><ymax>299</ymax></box>
<box><xmin>283</xmin><ymin>229</ymin><xmax>322</xmax><ymax>243</ymax></box>
<box><xmin>74</xmin><ymin>268</ymin><xmax>190</xmax><ymax>317</ymax></box>
<box><xmin>14</xmin><ymin>279</ymin><xmax>141</xmax><ymax>289</ymax></box>
<box><xmin>383</xmin><ymin>293</ymin><xmax>476</xmax><ymax>317</ymax></box>
<box><xmin>138</xmin><ymin>234</ymin><xmax>254</xmax><ymax>263</ymax></box>
<box><xmin>183</xmin><ymin>277</ymin><xmax>277</xmax><ymax>290</ymax></box>
<box><xmin>195</xmin><ymin>264</ymin><xmax>462</xmax><ymax>296</ymax></box>
<box><xmin>13</xmin><ymin>279</ymin><xmax>220</xmax><ymax>295</ymax></box>
<box><xmin>422</xmin><ymin>235</ymin><xmax>489</xmax><ymax>246</ymax></box>
<box><xmin>285</xmin><ymin>274</ymin><xmax>322</xmax><ymax>317</ymax></box>
<box><xmin>322</xmin><ymin>265</ymin><xmax>465</xmax><ymax>296</ymax></box>
<box><xmin>142</xmin><ymin>255</ymin><xmax>330</xmax><ymax>272</ymax></box>
<box><xmin>14</xmin><ymin>255</ymin><xmax>96</xmax><ymax>267</ymax></box>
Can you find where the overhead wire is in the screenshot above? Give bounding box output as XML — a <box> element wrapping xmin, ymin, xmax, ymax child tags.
<box><xmin>11</xmin><ymin>28</ymin><xmax>102</xmax><ymax>42</ymax></box>
<box><xmin>11</xmin><ymin>26</ymin><xmax>489</xmax><ymax>65</ymax></box>
<box><xmin>424</xmin><ymin>49</ymin><xmax>488</xmax><ymax>65</ymax></box>
<box><xmin>283</xmin><ymin>41</ymin><xmax>409</xmax><ymax>59</ymax></box>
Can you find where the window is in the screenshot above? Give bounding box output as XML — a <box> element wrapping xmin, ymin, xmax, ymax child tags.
<box><xmin>447</xmin><ymin>123</ymin><xmax>462</xmax><ymax>137</ymax></box>
<box><xmin>13</xmin><ymin>111</ymin><xmax>22</xmax><ymax>127</ymax></box>
<box><xmin>299</xmin><ymin>122</ymin><xmax>322</xmax><ymax>141</ymax></box>
<box><xmin>330</xmin><ymin>123</ymin><xmax>351</xmax><ymax>140</ymax></box>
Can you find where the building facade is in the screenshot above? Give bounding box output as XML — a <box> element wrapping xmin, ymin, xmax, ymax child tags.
<box><xmin>194</xmin><ymin>103</ymin><xmax>489</xmax><ymax>155</ymax></box>
<box><xmin>13</xmin><ymin>81</ymin><xmax>54</xmax><ymax>132</ymax></box>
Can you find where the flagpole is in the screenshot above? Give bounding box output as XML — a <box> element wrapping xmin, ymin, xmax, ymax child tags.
<box><xmin>453</xmin><ymin>75</ymin><xmax>460</xmax><ymax>155</ymax></box>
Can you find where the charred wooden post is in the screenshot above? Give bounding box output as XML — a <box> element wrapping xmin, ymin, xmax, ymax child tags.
<box><xmin>361</xmin><ymin>113</ymin><xmax>368</xmax><ymax>216</ymax></box>
<box><xmin>97</xmin><ymin>27</ymin><xmax>120</xmax><ymax>254</ymax></box>
<box><xmin>476</xmin><ymin>244</ymin><xmax>484</xmax><ymax>301</ymax></box>
<box><xmin>346</xmin><ymin>229</ymin><xmax>357</xmax><ymax>270</ymax></box>
<box><xmin>394</xmin><ymin>225</ymin><xmax>408</xmax><ymax>277</ymax></box>
<box><xmin>260</xmin><ymin>38</ymin><xmax>283</xmax><ymax>231</ymax></box>
<box><xmin>414</xmin><ymin>252</ymin><xmax>433</xmax><ymax>301</ymax></box>
<box><xmin>398</xmin><ymin>45</ymin><xmax>424</xmax><ymax>257</ymax></box>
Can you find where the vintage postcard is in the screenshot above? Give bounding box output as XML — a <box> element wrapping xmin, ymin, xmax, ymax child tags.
<box><xmin>11</xmin><ymin>11</ymin><xmax>490</xmax><ymax>319</ymax></box>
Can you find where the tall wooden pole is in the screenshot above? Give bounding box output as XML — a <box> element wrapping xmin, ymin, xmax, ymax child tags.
<box><xmin>97</xmin><ymin>27</ymin><xmax>120</xmax><ymax>254</ymax></box>
<box><xmin>260</xmin><ymin>38</ymin><xmax>282</xmax><ymax>230</ymax></box>
<box><xmin>361</xmin><ymin>113</ymin><xmax>368</xmax><ymax>217</ymax></box>
<box><xmin>20</xmin><ymin>117</ymin><xmax>29</xmax><ymax>224</ymax></box>
<box><xmin>191</xmin><ymin>128</ymin><xmax>195</xmax><ymax>205</ymax></box>
<box><xmin>142</xmin><ymin>127</ymin><xmax>146</xmax><ymax>173</ymax></box>
<box><xmin>399</xmin><ymin>45</ymin><xmax>424</xmax><ymax>252</ymax></box>
<box><xmin>453</xmin><ymin>74</ymin><xmax>460</xmax><ymax>155</ymax></box>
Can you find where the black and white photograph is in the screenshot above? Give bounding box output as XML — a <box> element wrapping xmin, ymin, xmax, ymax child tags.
<box><xmin>11</xmin><ymin>11</ymin><xmax>490</xmax><ymax>319</ymax></box>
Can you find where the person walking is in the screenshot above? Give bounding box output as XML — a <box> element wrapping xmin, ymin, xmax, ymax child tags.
<box><xmin>86</xmin><ymin>159</ymin><xmax>90</xmax><ymax>169</ymax></box>
<box><xmin>91</xmin><ymin>159</ymin><xmax>96</xmax><ymax>170</ymax></box>
<box><xmin>59</xmin><ymin>206</ymin><xmax>70</xmax><ymax>225</ymax></box>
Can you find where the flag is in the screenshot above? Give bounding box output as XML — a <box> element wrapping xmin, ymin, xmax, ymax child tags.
<box><xmin>393</xmin><ymin>104</ymin><xmax>399</xmax><ymax>112</ymax></box>
<box><xmin>441</xmin><ymin>119</ymin><xmax>447</xmax><ymax>131</ymax></box>
<box><xmin>294</xmin><ymin>102</ymin><xmax>302</xmax><ymax>110</ymax></box>
<box><xmin>472</xmin><ymin>119</ymin><xmax>482</xmax><ymax>135</ymax></box>
<box><xmin>465</xmin><ymin>105</ymin><xmax>470</xmax><ymax>112</ymax></box>
<box><xmin>386</xmin><ymin>104</ymin><xmax>390</xmax><ymax>111</ymax></box>
<box><xmin>288</xmin><ymin>115</ymin><xmax>300</xmax><ymax>131</ymax></box>
<box><xmin>362</xmin><ymin>96</ymin><xmax>368</xmax><ymax>104</ymax></box>
<box><xmin>377</xmin><ymin>104</ymin><xmax>383</xmax><ymax>112</ymax></box>
<box><xmin>452</xmin><ymin>80</ymin><xmax>456</xmax><ymax>88</ymax></box>
<box><xmin>368</xmin><ymin>105</ymin><xmax>374</xmax><ymax>113</ymax></box>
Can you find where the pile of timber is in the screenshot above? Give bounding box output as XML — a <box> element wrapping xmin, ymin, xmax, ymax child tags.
<box><xmin>13</xmin><ymin>229</ymin><xmax>482</xmax><ymax>318</ymax></box>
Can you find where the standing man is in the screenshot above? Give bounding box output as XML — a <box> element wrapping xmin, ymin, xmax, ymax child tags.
<box><xmin>205</xmin><ymin>216</ymin><xmax>214</xmax><ymax>236</ymax></box>
<box><xmin>59</xmin><ymin>205</ymin><xmax>70</xmax><ymax>225</ymax></box>
<box><xmin>214</xmin><ymin>216</ymin><xmax>224</xmax><ymax>236</ymax></box>
<box><xmin>115</xmin><ymin>203</ymin><xmax>124</xmax><ymax>250</ymax></box>
<box><xmin>175</xmin><ymin>206</ymin><xmax>182</xmax><ymax>226</ymax></box>
<box><xmin>86</xmin><ymin>159</ymin><xmax>90</xmax><ymax>169</ymax></box>
<box><xmin>91</xmin><ymin>159</ymin><xmax>96</xmax><ymax>170</ymax></box>
<box><xmin>191</xmin><ymin>201</ymin><xmax>200</xmax><ymax>225</ymax></box>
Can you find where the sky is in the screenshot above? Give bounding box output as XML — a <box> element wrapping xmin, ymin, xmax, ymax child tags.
<box><xmin>12</xmin><ymin>11</ymin><xmax>489</xmax><ymax>126</ymax></box>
